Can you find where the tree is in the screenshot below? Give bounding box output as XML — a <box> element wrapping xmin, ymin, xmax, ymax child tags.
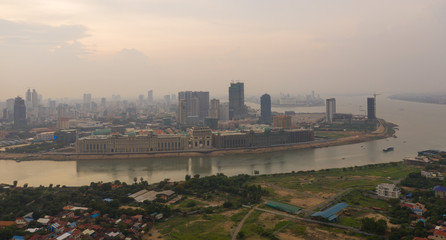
<box><xmin>361</xmin><ymin>217</ymin><xmax>387</xmax><ymax>235</ymax></box>
<box><xmin>185</xmin><ymin>175</ymin><xmax>191</xmax><ymax>181</ymax></box>
<box><xmin>133</xmin><ymin>177</ymin><xmax>137</xmax><ymax>184</ymax></box>
<box><xmin>13</xmin><ymin>180</ymin><xmax>18</xmax><ymax>187</ymax></box>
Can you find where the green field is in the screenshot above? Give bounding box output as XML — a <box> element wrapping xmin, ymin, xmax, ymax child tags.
<box><xmin>250</xmin><ymin>162</ymin><xmax>418</xmax><ymax>193</ymax></box>
<box><xmin>155</xmin><ymin>162</ymin><xmax>419</xmax><ymax>239</ymax></box>
<box><xmin>157</xmin><ymin>214</ymin><xmax>231</xmax><ymax>240</ymax></box>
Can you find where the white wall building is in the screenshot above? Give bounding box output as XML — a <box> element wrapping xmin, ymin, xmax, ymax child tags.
<box><xmin>376</xmin><ymin>183</ymin><xmax>401</xmax><ymax>199</ymax></box>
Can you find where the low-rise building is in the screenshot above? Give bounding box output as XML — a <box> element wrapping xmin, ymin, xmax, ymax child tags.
<box><xmin>35</xmin><ymin>132</ymin><xmax>55</xmax><ymax>141</ymax></box>
<box><xmin>421</xmin><ymin>171</ymin><xmax>444</xmax><ymax>180</ymax></box>
<box><xmin>434</xmin><ymin>185</ymin><xmax>446</xmax><ymax>198</ymax></box>
<box><xmin>213</xmin><ymin>129</ymin><xmax>314</xmax><ymax>149</ymax></box>
<box><xmin>76</xmin><ymin>127</ymin><xmax>315</xmax><ymax>153</ymax></box>
<box><xmin>400</xmin><ymin>202</ymin><xmax>427</xmax><ymax>216</ymax></box>
<box><xmin>376</xmin><ymin>183</ymin><xmax>400</xmax><ymax>199</ymax></box>
<box><xmin>272</xmin><ymin>115</ymin><xmax>292</xmax><ymax>129</ymax></box>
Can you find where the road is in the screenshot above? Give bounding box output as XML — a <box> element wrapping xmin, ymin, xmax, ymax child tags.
<box><xmin>231</xmin><ymin>208</ymin><xmax>255</xmax><ymax>240</ymax></box>
<box><xmin>245</xmin><ymin>206</ymin><xmax>372</xmax><ymax>236</ymax></box>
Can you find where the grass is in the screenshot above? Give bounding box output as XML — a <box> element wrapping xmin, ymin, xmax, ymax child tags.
<box><xmin>230</xmin><ymin>208</ymin><xmax>249</xmax><ymax>222</ymax></box>
<box><xmin>239</xmin><ymin>210</ymin><xmax>266</xmax><ymax>239</ymax></box>
<box><xmin>339</xmin><ymin>216</ymin><xmax>362</xmax><ymax>229</ymax></box>
<box><xmin>176</xmin><ymin>199</ymin><xmax>204</xmax><ymax>210</ymax></box>
<box><xmin>273</xmin><ymin>220</ymin><xmax>292</xmax><ymax>231</ymax></box>
<box><xmin>157</xmin><ymin>214</ymin><xmax>230</xmax><ymax>240</ymax></box>
<box><xmin>340</xmin><ymin>189</ymin><xmax>389</xmax><ymax>210</ymax></box>
<box><xmin>287</xmin><ymin>223</ymin><xmax>306</xmax><ymax>236</ymax></box>
<box><xmin>250</xmin><ymin>162</ymin><xmax>419</xmax><ymax>194</ymax></box>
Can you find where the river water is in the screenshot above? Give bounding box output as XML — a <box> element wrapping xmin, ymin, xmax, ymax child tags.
<box><xmin>1</xmin><ymin>96</ymin><xmax>445</xmax><ymax>186</ymax></box>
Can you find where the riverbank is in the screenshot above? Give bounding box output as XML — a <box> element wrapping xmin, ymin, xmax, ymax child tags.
<box><xmin>0</xmin><ymin>120</ymin><xmax>394</xmax><ymax>161</ymax></box>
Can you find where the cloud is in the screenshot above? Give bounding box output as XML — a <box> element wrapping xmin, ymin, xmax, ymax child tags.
<box><xmin>0</xmin><ymin>19</ymin><xmax>88</xmax><ymax>49</ymax></box>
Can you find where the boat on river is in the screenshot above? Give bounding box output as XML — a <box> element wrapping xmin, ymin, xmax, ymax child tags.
<box><xmin>383</xmin><ymin>147</ymin><xmax>394</xmax><ymax>152</ymax></box>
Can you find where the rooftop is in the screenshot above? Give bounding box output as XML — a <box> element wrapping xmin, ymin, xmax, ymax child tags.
<box><xmin>311</xmin><ymin>202</ymin><xmax>349</xmax><ymax>220</ymax></box>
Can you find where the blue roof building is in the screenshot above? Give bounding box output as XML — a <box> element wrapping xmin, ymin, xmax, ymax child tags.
<box><xmin>311</xmin><ymin>202</ymin><xmax>349</xmax><ymax>222</ymax></box>
<box><xmin>434</xmin><ymin>185</ymin><xmax>446</xmax><ymax>198</ymax></box>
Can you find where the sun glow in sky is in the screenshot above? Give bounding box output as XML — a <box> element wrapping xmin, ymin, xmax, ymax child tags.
<box><xmin>1</xmin><ymin>0</ymin><xmax>445</xmax><ymax>100</ymax></box>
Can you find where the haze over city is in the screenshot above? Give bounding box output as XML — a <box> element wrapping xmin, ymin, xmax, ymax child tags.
<box><xmin>1</xmin><ymin>0</ymin><xmax>446</xmax><ymax>100</ymax></box>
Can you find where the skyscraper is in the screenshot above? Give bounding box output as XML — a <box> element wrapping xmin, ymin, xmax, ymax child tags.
<box><xmin>260</xmin><ymin>94</ymin><xmax>272</xmax><ymax>124</ymax></box>
<box><xmin>32</xmin><ymin>89</ymin><xmax>38</xmax><ymax>108</ymax></box>
<box><xmin>367</xmin><ymin>97</ymin><xmax>376</xmax><ymax>120</ymax></box>
<box><xmin>26</xmin><ymin>89</ymin><xmax>31</xmax><ymax>102</ymax></box>
<box><xmin>83</xmin><ymin>93</ymin><xmax>92</xmax><ymax>111</ymax></box>
<box><xmin>177</xmin><ymin>99</ymin><xmax>187</xmax><ymax>126</ymax></box>
<box><xmin>147</xmin><ymin>90</ymin><xmax>153</xmax><ymax>103</ymax></box>
<box><xmin>178</xmin><ymin>91</ymin><xmax>209</xmax><ymax>121</ymax></box>
<box><xmin>326</xmin><ymin>98</ymin><xmax>336</xmax><ymax>123</ymax></box>
<box><xmin>14</xmin><ymin>97</ymin><xmax>27</xmax><ymax>129</ymax></box>
<box><xmin>209</xmin><ymin>99</ymin><xmax>220</xmax><ymax>119</ymax></box>
<box><xmin>229</xmin><ymin>82</ymin><xmax>246</xmax><ymax>120</ymax></box>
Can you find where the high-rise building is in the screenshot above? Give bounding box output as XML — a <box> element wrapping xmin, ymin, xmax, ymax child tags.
<box><xmin>13</xmin><ymin>97</ymin><xmax>27</xmax><ymax>128</ymax></box>
<box><xmin>83</xmin><ymin>93</ymin><xmax>92</xmax><ymax>111</ymax></box>
<box><xmin>112</xmin><ymin>94</ymin><xmax>121</xmax><ymax>102</ymax></box>
<box><xmin>147</xmin><ymin>90</ymin><xmax>153</xmax><ymax>103</ymax></box>
<box><xmin>229</xmin><ymin>82</ymin><xmax>246</xmax><ymax>120</ymax></box>
<box><xmin>178</xmin><ymin>91</ymin><xmax>209</xmax><ymax>121</ymax></box>
<box><xmin>367</xmin><ymin>97</ymin><xmax>376</xmax><ymax>120</ymax></box>
<box><xmin>101</xmin><ymin>98</ymin><xmax>106</xmax><ymax>108</ymax></box>
<box><xmin>326</xmin><ymin>98</ymin><xmax>336</xmax><ymax>123</ymax></box>
<box><xmin>26</xmin><ymin>89</ymin><xmax>31</xmax><ymax>102</ymax></box>
<box><xmin>164</xmin><ymin>95</ymin><xmax>171</xmax><ymax>105</ymax></box>
<box><xmin>219</xmin><ymin>103</ymin><xmax>229</xmax><ymax>121</ymax></box>
<box><xmin>260</xmin><ymin>94</ymin><xmax>272</xmax><ymax>124</ymax></box>
<box><xmin>32</xmin><ymin>89</ymin><xmax>38</xmax><ymax>108</ymax></box>
<box><xmin>3</xmin><ymin>98</ymin><xmax>15</xmax><ymax>121</ymax></box>
<box><xmin>209</xmin><ymin>99</ymin><xmax>220</xmax><ymax>119</ymax></box>
<box><xmin>177</xmin><ymin>99</ymin><xmax>187</xmax><ymax>126</ymax></box>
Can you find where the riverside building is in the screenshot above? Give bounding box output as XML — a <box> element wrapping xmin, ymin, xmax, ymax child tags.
<box><xmin>326</xmin><ymin>98</ymin><xmax>336</xmax><ymax>123</ymax></box>
<box><xmin>76</xmin><ymin>127</ymin><xmax>315</xmax><ymax>153</ymax></box>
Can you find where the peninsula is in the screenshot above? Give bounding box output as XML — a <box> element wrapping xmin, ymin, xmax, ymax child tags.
<box><xmin>0</xmin><ymin>118</ymin><xmax>394</xmax><ymax>161</ymax></box>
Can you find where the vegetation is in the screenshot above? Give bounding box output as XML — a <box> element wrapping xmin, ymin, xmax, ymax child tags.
<box><xmin>360</xmin><ymin>217</ymin><xmax>387</xmax><ymax>235</ymax></box>
<box><xmin>400</xmin><ymin>172</ymin><xmax>444</xmax><ymax>189</ymax></box>
<box><xmin>174</xmin><ymin>173</ymin><xmax>267</xmax><ymax>205</ymax></box>
<box><xmin>250</xmin><ymin>162</ymin><xmax>417</xmax><ymax>193</ymax></box>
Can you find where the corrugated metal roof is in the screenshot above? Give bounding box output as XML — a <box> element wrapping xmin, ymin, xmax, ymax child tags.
<box><xmin>311</xmin><ymin>202</ymin><xmax>348</xmax><ymax>219</ymax></box>
<box><xmin>266</xmin><ymin>201</ymin><xmax>301</xmax><ymax>214</ymax></box>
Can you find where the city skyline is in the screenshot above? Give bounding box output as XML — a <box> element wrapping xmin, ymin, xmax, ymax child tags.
<box><xmin>2</xmin><ymin>1</ymin><xmax>446</xmax><ymax>99</ymax></box>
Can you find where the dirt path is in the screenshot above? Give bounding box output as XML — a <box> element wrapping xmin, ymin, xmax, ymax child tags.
<box><xmin>248</xmin><ymin>206</ymin><xmax>372</xmax><ymax>236</ymax></box>
<box><xmin>231</xmin><ymin>208</ymin><xmax>255</xmax><ymax>240</ymax></box>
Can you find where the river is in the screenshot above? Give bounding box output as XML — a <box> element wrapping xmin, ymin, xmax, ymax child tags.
<box><xmin>1</xmin><ymin>96</ymin><xmax>445</xmax><ymax>186</ymax></box>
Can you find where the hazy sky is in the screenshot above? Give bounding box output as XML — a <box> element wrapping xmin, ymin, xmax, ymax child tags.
<box><xmin>1</xmin><ymin>0</ymin><xmax>445</xmax><ymax>101</ymax></box>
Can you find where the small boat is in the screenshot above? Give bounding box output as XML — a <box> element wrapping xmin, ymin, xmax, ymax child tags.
<box><xmin>15</xmin><ymin>159</ymin><xmax>21</xmax><ymax>163</ymax></box>
<box><xmin>383</xmin><ymin>147</ymin><xmax>394</xmax><ymax>152</ymax></box>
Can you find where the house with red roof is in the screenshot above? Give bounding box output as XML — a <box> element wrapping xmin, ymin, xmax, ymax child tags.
<box><xmin>434</xmin><ymin>230</ymin><xmax>446</xmax><ymax>240</ymax></box>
